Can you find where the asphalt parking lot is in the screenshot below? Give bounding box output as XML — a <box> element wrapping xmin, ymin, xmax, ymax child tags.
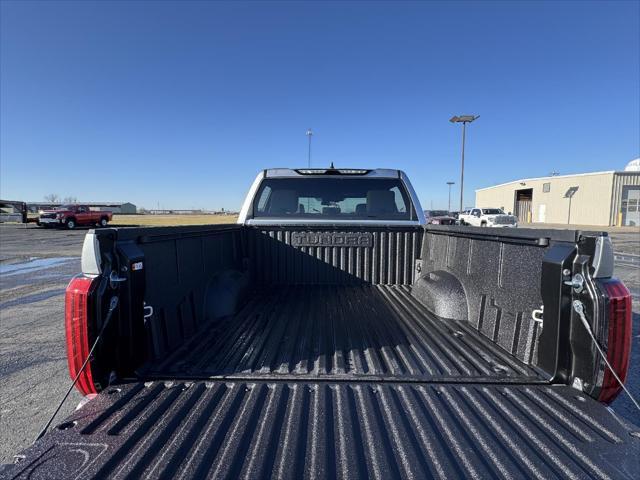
<box><xmin>0</xmin><ymin>223</ymin><xmax>638</xmax><ymax>463</ymax></box>
<box><xmin>0</xmin><ymin>225</ymin><xmax>85</xmax><ymax>464</ymax></box>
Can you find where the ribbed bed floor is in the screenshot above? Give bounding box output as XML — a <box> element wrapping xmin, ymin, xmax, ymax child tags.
<box><xmin>12</xmin><ymin>381</ymin><xmax>635</xmax><ymax>479</ymax></box>
<box><xmin>146</xmin><ymin>285</ymin><xmax>543</xmax><ymax>382</ymax></box>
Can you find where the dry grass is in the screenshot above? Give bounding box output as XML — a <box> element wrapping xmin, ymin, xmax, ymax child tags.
<box><xmin>111</xmin><ymin>214</ymin><xmax>238</xmax><ymax>227</ymax></box>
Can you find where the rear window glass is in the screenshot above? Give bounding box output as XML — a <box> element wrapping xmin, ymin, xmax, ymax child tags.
<box><xmin>253</xmin><ymin>177</ymin><xmax>415</xmax><ymax>220</ymax></box>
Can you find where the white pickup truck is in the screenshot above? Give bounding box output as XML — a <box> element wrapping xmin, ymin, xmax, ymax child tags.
<box><xmin>459</xmin><ymin>207</ymin><xmax>518</xmax><ymax>227</ymax></box>
<box><xmin>4</xmin><ymin>167</ymin><xmax>637</xmax><ymax>479</ymax></box>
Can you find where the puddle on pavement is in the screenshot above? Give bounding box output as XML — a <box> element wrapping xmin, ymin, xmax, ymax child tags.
<box><xmin>0</xmin><ymin>288</ymin><xmax>67</xmax><ymax>309</ymax></box>
<box><xmin>0</xmin><ymin>257</ymin><xmax>78</xmax><ymax>276</ymax></box>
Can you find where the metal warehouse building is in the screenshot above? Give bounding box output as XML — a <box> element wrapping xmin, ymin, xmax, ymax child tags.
<box><xmin>475</xmin><ymin>160</ymin><xmax>640</xmax><ymax>226</ymax></box>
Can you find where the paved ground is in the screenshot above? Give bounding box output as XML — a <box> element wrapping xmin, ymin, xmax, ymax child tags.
<box><xmin>0</xmin><ymin>223</ymin><xmax>638</xmax><ymax>463</ymax></box>
<box><xmin>0</xmin><ymin>225</ymin><xmax>85</xmax><ymax>464</ymax></box>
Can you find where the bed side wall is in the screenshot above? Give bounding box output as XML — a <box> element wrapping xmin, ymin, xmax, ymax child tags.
<box><xmin>105</xmin><ymin>225</ymin><xmax>247</xmax><ymax>364</ymax></box>
<box><xmin>415</xmin><ymin>227</ymin><xmax>563</xmax><ymax>365</ymax></box>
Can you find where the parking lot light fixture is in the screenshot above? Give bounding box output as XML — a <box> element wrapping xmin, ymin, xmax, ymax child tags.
<box><xmin>446</xmin><ymin>181</ymin><xmax>455</xmax><ymax>213</ymax></box>
<box><xmin>564</xmin><ymin>186</ymin><xmax>579</xmax><ymax>224</ymax></box>
<box><xmin>306</xmin><ymin>128</ymin><xmax>313</xmax><ymax>168</ymax></box>
<box><xmin>449</xmin><ymin>115</ymin><xmax>479</xmax><ymax>212</ymax></box>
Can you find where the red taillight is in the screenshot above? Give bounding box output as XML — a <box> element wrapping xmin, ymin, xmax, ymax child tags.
<box><xmin>598</xmin><ymin>279</ymin><xmax>632</xmax><ymax>404</ymax></box>
<box><xmin>65</xmin><ymin>276</ymin><xmax>97</xmax><ymax>396</ymax></box>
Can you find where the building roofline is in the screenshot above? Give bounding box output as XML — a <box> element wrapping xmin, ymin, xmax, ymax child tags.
<box><xmin>475</xmin><ymin>170</ymin><xmax>618</xmax><ymax>192</ymax></box>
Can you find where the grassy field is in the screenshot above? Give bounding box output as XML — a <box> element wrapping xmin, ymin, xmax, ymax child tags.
<box><xmin>111</xmin><ymin>214</ymin><xmax>238</xmax><ymax>226</ymax></box>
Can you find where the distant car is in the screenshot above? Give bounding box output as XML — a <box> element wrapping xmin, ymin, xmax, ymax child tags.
<box><xmin>424</xmin><ymin>210</ymin><xmax>456</xmax><ymax>225</ymax></box>
<box><xmin>458</xmin><ymin>208</ymin><xmax>518</xmax><ymax>227</ymax></box>
<box><xmin>37</xmin><ymin>204</ymin><xmax>112</xmax><ymax>229</ymax></box>
<box><xmin>447</xmin><ymin>211</ymin><xmax>464</xmax><ymax>222</ymax></box>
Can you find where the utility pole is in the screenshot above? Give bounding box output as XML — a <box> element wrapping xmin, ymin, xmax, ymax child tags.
<box><xmin>446</xmin><ymin>181</ymin><xmax>455</xmax><ymax>213</ymax></box>
<box><xmin>306</xmin><ymin>128</ymin><xmax>313</xmax><ymax>168</ymax></box>
<box><xmin>449</xmin><ymin>115</ymin><xmax>479</xmax><ymax>212</ymax></box>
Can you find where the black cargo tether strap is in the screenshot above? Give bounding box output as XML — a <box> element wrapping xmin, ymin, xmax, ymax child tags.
<box><xmin>573</xmin><ymin>300</ymin><xmax>640</xmax><ymax>412</ymax></box>
<box><xmin>34</xmin><ymin>296</ymin><xmax>119</xmax><ymax>443</ymax></box>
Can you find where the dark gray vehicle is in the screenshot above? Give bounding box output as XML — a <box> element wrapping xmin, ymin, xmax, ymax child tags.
<box><xmin>3</xmin><ymin>168</ymin><xmax>637</xmax><ymax>479</ymax></box>
<box><xmin>424</xmin><ymin>209</ymin><xmax>456</xmax><ymax>225</ymax></box>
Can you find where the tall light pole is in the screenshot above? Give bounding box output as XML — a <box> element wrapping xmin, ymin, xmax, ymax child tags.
<box><xmin>446</xmin><ymin>181</ymin><xmax>455</xmax><ymax>213</ymax></box>
<box><xmin>449</xmin><ymin>115</ymin><xmax>479</xmax><ymax>212</ymax></box>
<box><xmin>564</xmin><ymin>186</ymin><xmax>579</xmax><ymax>224</ymax></box>
<box><xmin>306</xmin><ymin>128</ymin><xmax>313</xmax><ymax>167</ymax></box>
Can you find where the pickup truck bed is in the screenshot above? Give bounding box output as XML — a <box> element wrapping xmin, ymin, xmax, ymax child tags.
<box><xmin>146</xmin><ymin>285</ymin><xmax>542</xmax><ymax>383</ymax></box>
<box><xmin>4</xmin><ymin>224</ymin><xmax>638</xmax><ymax>479</ymax></box>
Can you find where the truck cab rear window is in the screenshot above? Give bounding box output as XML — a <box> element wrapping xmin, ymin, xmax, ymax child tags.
<box><xmin>253</xmin><ymin>178</ymin><xmax>415</xmax><ymax>220</ymax></box>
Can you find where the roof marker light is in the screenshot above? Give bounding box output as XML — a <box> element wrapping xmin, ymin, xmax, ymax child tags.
<box><xmin>295</xmin><ymin>169</ymin><xmax>370</xmax><ymax>175</ymax></box>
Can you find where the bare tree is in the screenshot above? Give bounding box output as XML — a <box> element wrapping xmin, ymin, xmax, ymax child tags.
<box><xmin>43</xmin><ymin>193</ymin><xmax>59</xmax><ymax>203</ymax></box>
<box><xmin>62</xmin><ymin>196</ymin><xmax>78</xmax><ymax>203</ymax></box>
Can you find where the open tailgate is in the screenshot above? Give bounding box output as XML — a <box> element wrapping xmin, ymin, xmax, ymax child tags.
<box><xmin>2</xmin><ymin>380</ymin><xmax>639</xmax><ymax>479</ymax></box>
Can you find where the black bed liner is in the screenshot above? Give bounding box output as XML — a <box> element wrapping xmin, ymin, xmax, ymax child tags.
<box><xmin>4</xmin><ymin>380</ymin><xmax>638</xmax><ymax>479</ymax></box>
<box><xmin>145</xmin><ymin>285</ymin><xmax>543</xmax><ymax>383</ymax></box>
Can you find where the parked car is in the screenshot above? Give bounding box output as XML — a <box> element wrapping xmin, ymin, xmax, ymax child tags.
<box><xmin>458</xmin><ymin>207</ymin><xmax>518</xmax><ymax>227</ymax></box>
<box><xmin>424</xmin><ymin>209</ymin><xmax>456</xmax><ymax>225</ymax></box>
<box><xmin>447</xmin><ymin>210</ymin><xmax>464</xmax><ymax>223</ymax></box>
<box><xmin>37</xmin><ymin>204</ymin><xmax>112</xmax><ymax>229</ymax></box>
<box><xmin>4</xmin><ymin>167</ymin><xmax>635</xmax><ymax>479</ymax></box>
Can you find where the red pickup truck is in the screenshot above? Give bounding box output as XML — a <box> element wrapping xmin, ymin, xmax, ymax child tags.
<box><xmin>37</xmin><ymin>204</ymin><xmax>112</xmax><ymax>229</ymax></box>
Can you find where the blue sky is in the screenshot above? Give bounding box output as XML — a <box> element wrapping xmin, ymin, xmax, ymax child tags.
<box><xmin>1</xmin><ymin>1</ymin><xmax>638</xmax><ymax>211</ymax></box>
